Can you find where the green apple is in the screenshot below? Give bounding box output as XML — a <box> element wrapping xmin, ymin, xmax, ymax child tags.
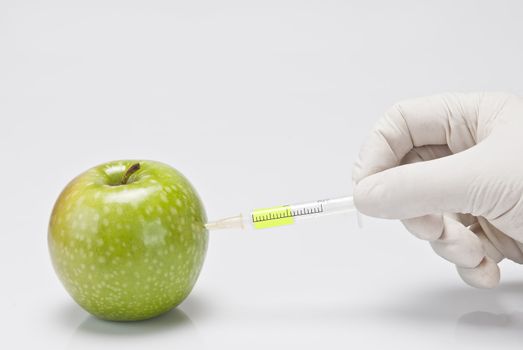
<box><xmin>48</xmin><ymin>160</ymin><xmax>208</xmax><ymax>321</ymax></box>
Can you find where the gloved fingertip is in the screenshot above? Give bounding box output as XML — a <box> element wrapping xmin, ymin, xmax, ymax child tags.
<box><xmin>430</xmin><ymin>217</ymin><xmax>485</xmax><ymax>268</ymax></box>
<box><xmin>456</xmin><ymin>257</ymin><xmax>500</xmax><ymax>289</ymax></box>
<box><xmin>402</xmin><ymin>214</ymin><xmax>444</xmax><ymax>241</ymax></box>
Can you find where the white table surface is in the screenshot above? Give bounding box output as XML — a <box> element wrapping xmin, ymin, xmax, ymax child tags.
<box><xmin>2</xmin><ymin>1</ymin><xmax>523</xmax><ymax>349</ymax></box>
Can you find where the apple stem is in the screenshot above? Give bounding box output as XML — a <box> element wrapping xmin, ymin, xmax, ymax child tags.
<box><xmin>121</xmin><ymin>163</ymin><xmax>140</xmax><ymax>185</ymax></box>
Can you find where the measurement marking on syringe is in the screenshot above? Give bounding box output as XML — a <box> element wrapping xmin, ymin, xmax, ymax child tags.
<box><xmin>251</xmin><ymin>206</ymin><xmax>295</xmax><ymax>229</ymax></box>
<box><xmin>252</xmin><ymin>208</ymin><xmax>293</xmax><ymax>222</ymax></box>
<box><xmin>252</xmin><ymin>202</ymin><xmax>325</xmax><ymax>224</ymax></box>
<box><xmin>253</xmin><ymin>211</ymin><xmax>292</xmax><ymax>222</ymax></box>
<box><xmin>292</xmin><ymin>204</ymin><xmax>324</xmax><ymax>218</ymax></box>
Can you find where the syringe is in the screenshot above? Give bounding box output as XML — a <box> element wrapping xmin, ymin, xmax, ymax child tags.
<box><xmin>205</xmin><ymin>195</ymin><xmax>359</xmax><ymax>230</ymax></box>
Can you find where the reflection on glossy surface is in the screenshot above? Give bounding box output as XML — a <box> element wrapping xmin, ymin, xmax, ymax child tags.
<box><xmin>67</xmin><ymin>308</ymin><xmax>203</xmax><ymax>350</ymax></box>
<box><xmin>454</xmin><ymin>283</ymin><xmax>523</xmax><ymax>344</ymax></box>
<box><xmin>458</xmin><ymin>311</ymin><xmax>515</xmax><ymax>328</ymax></box>
<box><xmin>373</xmin><ymin>281</ymin><xmax>523</xmax><ymax>346</ymax></box>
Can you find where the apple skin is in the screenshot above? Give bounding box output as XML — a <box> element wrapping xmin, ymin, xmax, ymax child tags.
<box><xmin>48</xmin><ymin>160</ymin><xmax>208</xmax><ymax>321</ymax></box>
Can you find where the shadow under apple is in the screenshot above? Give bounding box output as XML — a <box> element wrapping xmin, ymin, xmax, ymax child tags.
<box><xmin>60</xmin><ymin>301</ymin><xmax>204</xmax><ymax>350</ymax></box>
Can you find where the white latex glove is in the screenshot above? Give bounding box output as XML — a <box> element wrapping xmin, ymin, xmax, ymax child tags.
<box><xmin>353</xmin><ymin>92</ymin><xmax>523</xmax><ymax>288</ymax></box>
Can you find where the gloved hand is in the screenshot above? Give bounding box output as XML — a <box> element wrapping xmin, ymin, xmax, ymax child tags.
<box><xmin>353</xmin><ymin>92</ymin><xmax>523</xmax><ymax>288</ymax></box>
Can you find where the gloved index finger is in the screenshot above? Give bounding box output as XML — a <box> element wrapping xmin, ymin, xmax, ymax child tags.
<box><xmin>353</xmin><ymin>93</ymin><xmax>480</xmax><ymax>183</ymax></box>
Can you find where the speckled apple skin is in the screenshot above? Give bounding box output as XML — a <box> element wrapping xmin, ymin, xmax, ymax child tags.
<box><xmin>48</xmin><ymin>160</ymin><xmax>208</xmax><ymax>321</ymax></box>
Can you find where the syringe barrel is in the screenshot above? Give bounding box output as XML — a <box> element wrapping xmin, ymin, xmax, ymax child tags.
<box><xmin>205</xmin><ymin>195</ymin><xmax>358</xmax><ymax>231</ymax></box>
<box><xmin>289</xmin><ymin>196</ymin><xmax>356</xmax><ymax>223</ymax></box>
<box><xmin>318</xmin><ymin>196</ymin><xmax>355</xmax><ymax>213</ymax></box>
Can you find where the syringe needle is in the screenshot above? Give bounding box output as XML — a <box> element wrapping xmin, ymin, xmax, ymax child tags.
<box><xmin>205</xmin><ymin>215</ymin><xmax>245</xmax><ymax>230</ymax></box>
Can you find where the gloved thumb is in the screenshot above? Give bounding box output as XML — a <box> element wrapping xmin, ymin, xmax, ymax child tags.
<box><xmin>354</xmin><ymin>146</ymin><xmax>482</xmax><ymax>220</ymax></box>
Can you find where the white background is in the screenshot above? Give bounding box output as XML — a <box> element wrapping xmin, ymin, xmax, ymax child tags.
<box><xmin>2</xmin><ymin>0</ymin><xmax>523</xmax><ymax>349</ymax></box>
